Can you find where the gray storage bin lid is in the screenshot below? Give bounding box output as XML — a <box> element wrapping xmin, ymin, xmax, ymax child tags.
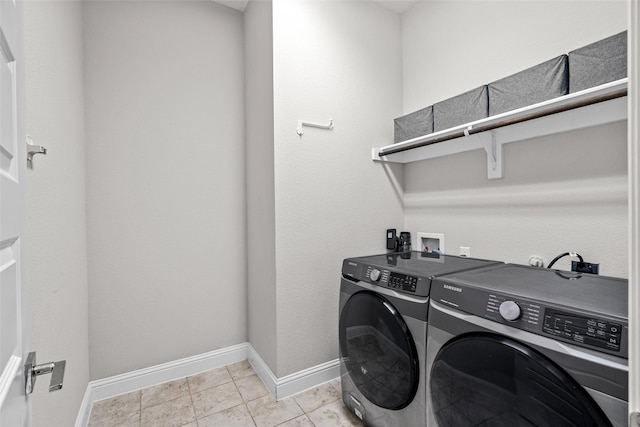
<box><xmin>394</xmin><ymin>105</ymin><xmax>434</xmax><ymax>143</ymax></box>
<box><xmin>433</xmin><ymin>86</ymin><xmax>489</xmax><ymax>132</ymax></box>
<box><xmin>569</xmin><ymin>31</ymin><xmax>627</xmax><ymax>93</ymax></box>
<box><xmin>489</xmin><ymin>55</ymin><xmax>568</xmax><ymax>116</ymax></box>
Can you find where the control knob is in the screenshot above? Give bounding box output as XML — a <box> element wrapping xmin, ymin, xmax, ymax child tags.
<box><xmin>370</xmin><ymin>269</ymin><xmax>381</xmax><ymax>282</ymax></box>
<box><xmin>499</xmin><ymin>301</ymin><xmax>521</xmax><ymax>322</ymax></box>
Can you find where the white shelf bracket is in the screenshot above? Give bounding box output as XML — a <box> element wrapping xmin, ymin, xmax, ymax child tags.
<box><xmin>484</xmin><ymin>131</ymin><xmax>503</xmax><ymax>180</ymax></box>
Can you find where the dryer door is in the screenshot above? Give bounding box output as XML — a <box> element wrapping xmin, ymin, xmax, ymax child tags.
<box><xmin>430</xmin><ymin>332</ymin><xmax>612</xmax><ymax>427</ymax></box>
<box><xmin>339</xmin><ymin>291</ymin><xmax>419</xmax><ymax>410</ymax></box>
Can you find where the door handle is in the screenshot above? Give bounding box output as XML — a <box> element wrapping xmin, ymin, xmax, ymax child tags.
<box><xmin>24</xmin><ymin>351</ymin><xmax>66</xmax><ymax>394</ymax></box>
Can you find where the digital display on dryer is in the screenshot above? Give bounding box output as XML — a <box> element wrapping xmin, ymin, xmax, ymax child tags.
<box><xmin>543</xmin><ymin>309</ymin><xmax>622</xmax><ymax>352</ymax></box>
<box><xmin>388</xmin><ymin>272</ymin><xmax>418</xmax><ymax>293</ymax></box>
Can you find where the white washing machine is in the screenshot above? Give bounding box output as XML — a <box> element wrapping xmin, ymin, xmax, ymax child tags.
<box><xmin>339</xmin><ymin>251</ymin><xmax>502</xmax><ymax>426</ymax></box>
<box><xmin>426</xmin><ymin>263</ymin><xmax>628</xmax><ymax>427</ymax></box>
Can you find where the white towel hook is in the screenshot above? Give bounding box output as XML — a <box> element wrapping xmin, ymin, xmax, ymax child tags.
<box><xmin>297</xmin><ymin>119</ymin><xmax>333</xmax><ymax>136</ymax></box>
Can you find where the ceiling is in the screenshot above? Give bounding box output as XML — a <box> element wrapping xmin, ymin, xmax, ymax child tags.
<box><xmin>212</xmin><ymin>0</ymin><xmax>418</xmax><ymax>15</ymax></box>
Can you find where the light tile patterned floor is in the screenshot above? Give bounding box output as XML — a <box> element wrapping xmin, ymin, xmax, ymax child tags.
<box><xmin>88</xmin><ymin>360</ymin><xmax>364</xmax><ymax>427</ymax></box>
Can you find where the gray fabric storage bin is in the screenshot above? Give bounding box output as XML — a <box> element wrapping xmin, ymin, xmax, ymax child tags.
<box><xmin>394</xmin><ymin>106</ymin><xmax>434</xmax><ymax>143</ymax></box>
<box><xmin>488</xmin><ymin>55</ymin><xmax>568</xmax><ymax>116</ymax></box>
<box><xmin>569</xmin><ymin>31</ymin><xmax>627</xmax><ymax>93</ymax></box>
<box><xmin>433</xmin><ymin>86</ymin><xmax>488</xmax><ymax>132</ymax></box>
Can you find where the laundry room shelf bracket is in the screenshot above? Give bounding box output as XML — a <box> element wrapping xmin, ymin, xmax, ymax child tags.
<box><xmin>373</xmin><ymin>78</ymin><xmax>628</xmax><ymax>180</ymax></box>
<box><xmin>483</xmin><ymin>131</ymin><xmax>503</xmax><ymax>180</ymax></box>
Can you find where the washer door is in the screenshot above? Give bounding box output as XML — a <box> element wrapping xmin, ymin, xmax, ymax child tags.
<box><xmin>430</xmin><ymin>333</ymin><xmax>612</xmax><ymax>427</ymax></box>
<box><xmin>339</xmin><ymin>291</ymin><xmax>419</xmax><ymax>410</ymax></box>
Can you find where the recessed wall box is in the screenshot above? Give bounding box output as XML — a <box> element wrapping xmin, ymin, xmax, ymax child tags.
<box><xmin>416</xmin><ymin>232</ymin><xmax>445</xmax><ymax>255</ymax></box>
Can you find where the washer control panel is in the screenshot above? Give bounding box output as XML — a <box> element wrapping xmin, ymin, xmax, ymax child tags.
<box><xmin>543</xmin><ymin>309</ymin><xmax>622</xmax><ymax>353</ymax></box>
<box><xmin>486</xmin><ymin>293</ymin><xmax>542</xmax><ymax>327</ymax></box>
<box><xmin>498</xmin><ymin>300</ymin><xmax>521</xmax><ymax>321</ymax></box>
<box><xmin>433</xmin><ymin>280</ymin><xmax>627</xmax><ymax>357</ymax></box>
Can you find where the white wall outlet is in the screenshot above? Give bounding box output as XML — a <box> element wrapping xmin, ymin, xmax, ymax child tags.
<box><xmin>528</xmin><ymin>256</ymin><xmax>544</xmax><ymax>268</ymax></box>
<box><xmin>459</xmin><ymin>246</ymin><xmax>471</xmax><ymax>257</ymax></box>
<box><xmin>416</xmin><ymin>232</ymin><xmax>445</xmax><ymax>254</ymax></box>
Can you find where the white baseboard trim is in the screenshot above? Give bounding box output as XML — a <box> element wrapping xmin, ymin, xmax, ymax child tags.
<box><xmin>275</xmin><ymin>358</ymin><xmax>341</xmax><ymax>400</ymax></box>
<box><xmin>74</xmin><ymin>343</ymin><xmax>249</xmax><ymax>427</ymax></box>
<box><xmin>245</xmin><ymin>344</ymin><xmax>340</xmax><ymax>400</ymax></box>
<box><xmin>74</xmin><ymin>343</ymin><xmax>340</xmax><ymax>427</ymax></box>
<box><xmin>74</xmin><ymin>384</ymin><xmax>95</xmax><ymax>427</ymax></box>
<box><xmin>246</xmin><ymin>344</ymin><xmax>278</xmax><ymax>397</ymax></box>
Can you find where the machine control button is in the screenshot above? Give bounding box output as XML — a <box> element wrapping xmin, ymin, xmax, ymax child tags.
<box><xmin>370</xmin><ymin>269</ymin><xmax>381</xmax><ymax>282</ymax></box>
<box><xmin>499</xmin><ymin>301</ymin><xmax>522</xmax><ymax>322</ymax></box>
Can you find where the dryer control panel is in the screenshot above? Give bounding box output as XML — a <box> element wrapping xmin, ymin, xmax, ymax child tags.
<box><xmin>388</xmin><ymin>271</ymin><xmax>419</xmax><ymax>293</ymax></box>
<box><xmin>542</xmin><ymin>309</ymin><xmax>622</xmax><ymax>353</ymax></box>
<box><xmin>364</xmin><ymin>266</ymin><xmax>421</xmax><ymax>294</ymax></box>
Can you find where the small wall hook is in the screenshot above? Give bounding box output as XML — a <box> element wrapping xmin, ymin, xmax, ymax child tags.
<box><xmin>297</xmin><ymin>119</ymin><xmax>333</xmax><ymax>136</ymax></box>
<box><xmin>26</xmin><ymin>135</ymin><xmax>47</xmax><ymax>166</ymax></box>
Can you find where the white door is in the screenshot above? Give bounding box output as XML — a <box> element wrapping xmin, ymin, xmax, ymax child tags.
<box><xmin>0</xmin><ymin>0</ymin><xmax>29</xmax><ymax>425</ymax></box>
<box><xmin>630</xmin><ymin>0</ymin><xmax>640</xmax><ymax>424</ymax></box>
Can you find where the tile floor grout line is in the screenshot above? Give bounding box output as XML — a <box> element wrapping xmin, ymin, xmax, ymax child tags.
<box><xmin>185</xmin><ymin>373</ymin><xmax>197</xmax><ymax>426</ymax></box>
<box><xmin>138</xmin><ymin>389</ymin><xmax>142</xmax><ymax>424</ymax></box>
<box><xmin>228</xmin><ymin>368</ymin><xmax>260</xmax><ymax>427</ymax></box>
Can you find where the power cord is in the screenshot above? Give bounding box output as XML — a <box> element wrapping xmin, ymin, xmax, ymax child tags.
<box><xmin>547</xmin><ymin>252</ymin><xmax>583</xmax><ymax>269</ymax></box>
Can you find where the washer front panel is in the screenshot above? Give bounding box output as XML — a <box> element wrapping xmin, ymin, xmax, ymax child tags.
<box><xmin>430</xmin><ymin>333</ymin><xmax>612</xmax><ymax>427</ymax></box>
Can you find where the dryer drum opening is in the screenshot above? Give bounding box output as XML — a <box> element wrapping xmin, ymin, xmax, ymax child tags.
<box><xmin>339</xmin><ymin>291</ymin><xmax>419</xmax><ymax>410</ymax></box>
<box><xmin>430</xmin><ymin>332</ymin><xmax>612</xmax><ymax>427</ymax></box>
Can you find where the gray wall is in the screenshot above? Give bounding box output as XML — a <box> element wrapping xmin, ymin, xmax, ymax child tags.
<box><xmin>245</xmin><ymin>0</ymin><xmax>277</xmax><ymax>373</ymax></box>
<box><xmin>24</xmin><ymin>2</ymin><xmax>90</xmax><ymax>425</ymax></box>
<box><xmin>402</xmin><ymin>1</ymin><xmax>628</xmax><ymax>276</ymax></box>
<box><xmin>271</xmin><ymin>0</ymin><xmax>404</xmax><ymax>377</ymax></box>
<box><xmin>83</xmin><ymin>1</ymin><xmax>247</xmax><ymax>379</ymax></box>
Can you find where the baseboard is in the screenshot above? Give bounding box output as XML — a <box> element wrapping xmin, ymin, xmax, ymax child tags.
<box><xmin>246</xmin><ymin>344</ymin><xmax>278</xmax><ymax>396</ymax></box>
<box><xmin>275</xmin><ymin>358</ymin><xmax>341</xmax><ymax>399</ymax></box>
<box><xmin>246</xmin><ymin>344</ymin><xmax>340</xmax><ymax>400</ymax></box>
<box><xmin>74</xmin><ymin>384</ymin><xmax>94</xmax><ymax>427</ymax></box>
<box><xmin>74</xmin><ymin>343</ymin><xmax>249</xmax><ymax>427</ymax></box>
<box><xmin>74</xmin><ymin>343</ymin><xmax>340</xmax><ymax>426</ymax></box>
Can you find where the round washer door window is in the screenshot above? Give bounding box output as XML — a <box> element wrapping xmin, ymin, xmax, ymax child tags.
<box><xmin>430</xmin><ymin>333</ymin><xmax>612</xmax><ymax>427</ymax></box>
<box><xmin>339</xmin><ymin>291</ymin><xmax>419</xmax><ymax>410</ymax></box>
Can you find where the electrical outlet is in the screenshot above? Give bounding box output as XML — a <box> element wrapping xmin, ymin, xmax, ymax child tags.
<box><xmin>459</xmin><ymin>246</ymin><xmax>471</xmax><ymax>257</ymax></box>
<box><xmin>572</xmin><ymin>261</ymin><xmax>599</xmax><ymax>275</ymax></box>
<box><xmin>528</xmin><ymin>256</ymin><xmax>544</xmax><ymax>268</ymax></box>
